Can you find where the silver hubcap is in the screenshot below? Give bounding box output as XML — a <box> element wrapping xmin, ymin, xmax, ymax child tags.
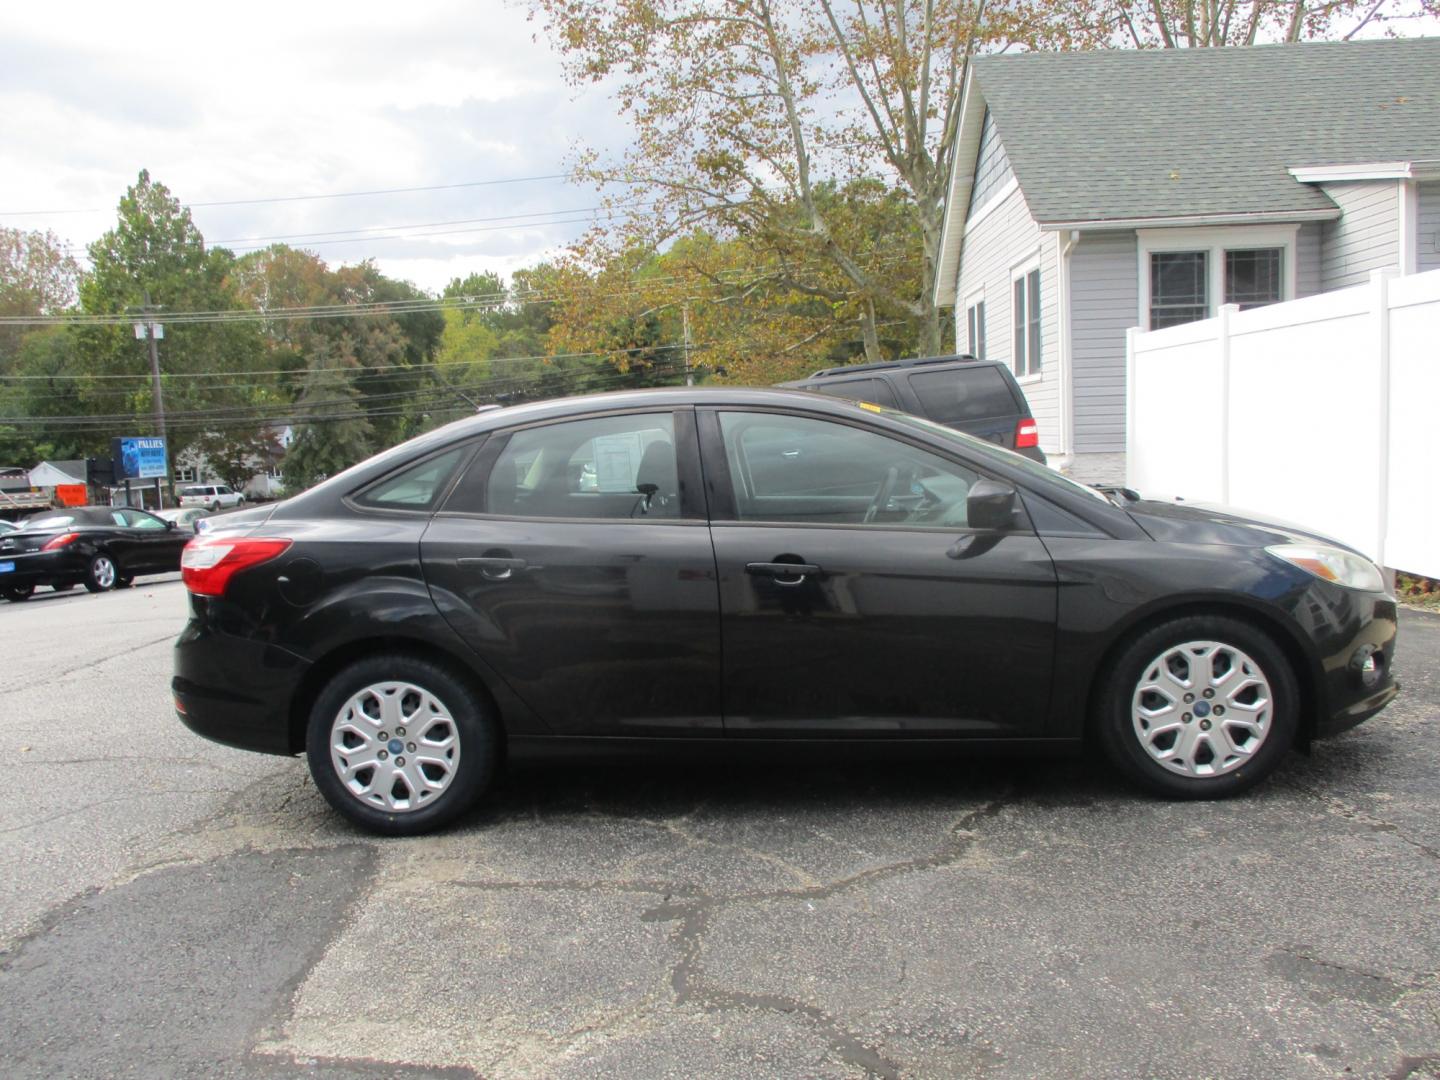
<box><xmin>329</xmin><ymin>681</ymin><xmax>461</xmax><ymax>813</ymax></box>
<box><xmin>92</xmin><ymin>557</ymin><xmax>115</xmax><ymax>588</ymax></box>
<box><xmin>1132</xmin><ymin>640</ymin><xmax>1273</xmax><ymax>778</ymax></box>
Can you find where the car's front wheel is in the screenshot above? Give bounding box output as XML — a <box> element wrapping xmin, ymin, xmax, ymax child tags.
<box><xmin>1095</xmin><ymin>615</ymin><xmax>1299</xmax><ymax>799</ymax></box>
<box><xmin>84</xmin><ymin>554</ymin><xmax>117</xmax><ymax>593</ymax></box>
<box><xmin>306</xmin><ymin>655</ymin><xmax>500</xmax><ymax>835</ymax></box>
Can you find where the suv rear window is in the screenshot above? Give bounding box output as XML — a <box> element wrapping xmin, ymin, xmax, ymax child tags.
<box><xmin>181</xmin><ymin>486</ymin><xmax>210</xmax><ymax>496</ymax></box>
<box><xmin>906</xmin><ymin>368</ymin><xmax>1017</xmax><ymax>424</ymax></box>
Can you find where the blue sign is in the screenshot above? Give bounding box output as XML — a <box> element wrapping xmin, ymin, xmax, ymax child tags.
<box><xmin>111</xmin><ymin>437</ymin><xmax>168</xmax><ymax>481</ymax></box>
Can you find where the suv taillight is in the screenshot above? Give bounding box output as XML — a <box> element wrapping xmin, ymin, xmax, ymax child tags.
<box><xmin>1015</xmin><ymin>418</ymin><xmax>1039</xmax><ymax>449</ymax></box>
<box><xmin>181</xmin><ymin>536</ymin><xmax>291</xmax><ymax>597</ymax></box>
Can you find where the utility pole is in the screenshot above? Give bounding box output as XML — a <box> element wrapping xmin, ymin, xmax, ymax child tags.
<box><xmin>131</xmin><ymin>293</ymin><xmax>166</xmax><ymax>508</ymax></box>
<box><xmin>682</xmin><ymin>301</ymin><xmax>694</xmax><ymax>386</ymax></box>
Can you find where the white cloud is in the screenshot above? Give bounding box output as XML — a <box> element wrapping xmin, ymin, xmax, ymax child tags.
<box><xmin>0</xmin><ymin>0</ymin><xmax>629</xmax><ymax>292</ymax></box>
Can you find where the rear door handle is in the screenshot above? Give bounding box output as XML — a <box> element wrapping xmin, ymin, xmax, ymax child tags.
<box><xmin>458</xmin><ymin>556</ymin><xmax>529</xmax><ymax>580</ymax></box>
<box><xmin>746</xmin><ymin>561</ymin><xmax>822</xmax><ymax>585</ymax></box>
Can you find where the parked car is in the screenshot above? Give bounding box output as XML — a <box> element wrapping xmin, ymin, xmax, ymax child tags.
<box><xmin>178</xmin><ymin>484</ymin><xmax>244</xmax><ymax>511</ymax></box>
<box><xmin>172</xmin><ymin>387</ymin><xmax>1398</xmax><ymax>835</ymax></box>
<box><xmin>156</xmin><ymin>507</ymin><xmax>211</xmax><ymax>533</ymax></box>
<box><xmin>0</xmin><ymin>505</ymin><xmax>190</xmax><ymax>600</ymax></box>
<box><xmin>779</xmin><ymin>354</ymin><xmax>1046</xmax><ymax>464</ymax></box>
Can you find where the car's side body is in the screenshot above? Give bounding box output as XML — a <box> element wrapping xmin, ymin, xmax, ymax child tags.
<box><xmin>173</xmin><ymin>389</ymin><xmax>1397</xmax><ymax>769</ymax></box>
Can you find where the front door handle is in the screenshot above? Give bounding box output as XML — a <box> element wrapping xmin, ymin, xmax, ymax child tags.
<box><xmin>458</xmin><ymin>555</ymin><xmax>529</xmax><ymax>581</ymax></box>
<box><xmin>746</xmin><ymin>561</ymin><xmax>822</xmax><ymax>586</ymax></box>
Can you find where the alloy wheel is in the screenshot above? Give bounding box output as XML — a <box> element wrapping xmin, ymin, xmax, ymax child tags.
<box><xmin>1131</xmin><ymin>640</ymin><xmax>1274</xmax><ymax>778</ymax></box>
<box><xmin>328</xmin><ymin>681</ymin><xmax>461</xmax><ymax>813</ymax></box>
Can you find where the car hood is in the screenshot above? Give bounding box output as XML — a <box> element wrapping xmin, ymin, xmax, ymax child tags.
<box><xmin>1124</xmin><ymin>498</ymin><xmax>1362</xmax><ymax>553</ymax></box>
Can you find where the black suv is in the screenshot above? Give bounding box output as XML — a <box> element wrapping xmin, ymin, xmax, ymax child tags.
<box><xmin>779</xmin><ymin>354</ymin><xmax>1045</xmax><ymax>464</ymax></box>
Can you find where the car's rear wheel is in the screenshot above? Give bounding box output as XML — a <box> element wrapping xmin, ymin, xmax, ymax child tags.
<box><xmin>210</xmin><ymin>500</ymin><xmax>221</xmax><ymax>511</ymax></box>
<box><xmin>306</xmin><ymin>655</ymin><xmax>500</xmax><ymax>835</ymax></box>
<box><xmin>1095</xmin><ymin>615</ymin><xmax>1299</xmax><ymax>799</ymax></box>
<box><xmin>84</xmin><ymin>553</ymin><xmax>117</xmax><ymax>593</ymax></box>
<box><xmin>2</xmin><ymin>583</ymin><xmax>35</xmax><ymax>602</ymax></box>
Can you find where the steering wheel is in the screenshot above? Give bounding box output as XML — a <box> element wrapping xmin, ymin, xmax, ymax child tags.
<box><xmin>863</xmin><ymin>466</ymin><xmax>900</xmax><ymax>524</ymax></box>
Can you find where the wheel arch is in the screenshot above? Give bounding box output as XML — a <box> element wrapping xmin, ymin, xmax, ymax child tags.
<box><xmin>1082</xmin><ymin>598</ymin><xmax>1324</xmax><ymax>746</ymax></box>
<box><xmin>286</xmin><ymin>635</ymin><xmax>508</xmax><ymax>756</ymax></box>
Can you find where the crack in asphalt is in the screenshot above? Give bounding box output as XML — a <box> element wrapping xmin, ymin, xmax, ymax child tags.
<box><xmin>1283</xmin><ymin>779</ymin><xmax>1440</xmax><ymax>863</ymax></box>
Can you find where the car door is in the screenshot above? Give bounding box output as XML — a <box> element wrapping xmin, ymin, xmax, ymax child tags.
<box><xmin>699</xmin><ymin>407</ymin><xmax>1057</xmax><ymax>737</ymax></box>
<box><xmin>121</xmin><ymin>508</ymin><xmax>188</xmax><ymax>571</ymax></box>
<box><xmin>420</xmin><ymin>408</ymin><xmax>722</xmax><ymax>737</ymax></box>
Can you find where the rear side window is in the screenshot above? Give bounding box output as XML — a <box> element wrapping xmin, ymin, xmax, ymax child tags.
<box><xmin>354</xmin><ymin>447</ymin><xmax>468</xmax><ymax>511</ymax></box>
<box><xmin>810</xmin><ymin>378</ymin><xmax>899</xmax><ymax>409</ymax></box>
<box><xmin>906</xmin><ymin>367</ymin><xmax>1018</xmax><ymax>424</ymax></box>
<box><xmin>181</xmin><ymin>486</ymin><xmax>208</xmax><ymax>497</ymax></box>
<box><xmin>462</xmin><ymin>413</ymin><xmax>679</xmax><ymax>520</ymax></box>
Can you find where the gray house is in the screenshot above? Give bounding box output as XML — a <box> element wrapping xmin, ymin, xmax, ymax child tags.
<box><xmin>933</xmin><ymin>38</ymin><xmax>1440</xmax><ymax>482</ymax></box>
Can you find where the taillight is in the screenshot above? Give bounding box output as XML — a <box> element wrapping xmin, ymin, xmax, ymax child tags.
<box><xmin>181</xmin><ymin>536</ymin><xmax>292</xmax><ymax>597</ymax></box>
<box><xmin>1015</xmin><ymin>418</ymin><xmax>1039</xmax><ymax>449</ymax></box>
<box><xmin>42</xmin><ymin>532</ymin><xmax>78</xmax><ymax>551</ymax></box>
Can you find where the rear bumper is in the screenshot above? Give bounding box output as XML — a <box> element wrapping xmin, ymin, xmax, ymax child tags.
<box><xmin>0</xmin><ymin>549</ymin><xmax>89</xmax><ymax>588</ymax></box>
<box><xmin>172</xmin><ymin>615</ymin><xmax>310</xmax><ymax>756</ymax></box>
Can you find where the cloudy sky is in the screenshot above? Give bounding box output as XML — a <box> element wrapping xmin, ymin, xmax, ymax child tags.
<box><xmin>0</xmin><ymin>1</ymin><xmax>631</xmax><ymax>294</ymax></box>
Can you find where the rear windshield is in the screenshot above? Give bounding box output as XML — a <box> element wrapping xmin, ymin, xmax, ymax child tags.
<box><xmin>23</xmin><ymin>513</ymin><xmax>76</xmax><ymax>530</ymax></box>
<box><xmin>181</xmin><ymin>486</ymin><xmax>210</xmax><ymax>496</ymax></box>
<box><xmin>906</xmin><ymin>367</ymin><xmax>1017</xmax><ymax>423</ymax></box>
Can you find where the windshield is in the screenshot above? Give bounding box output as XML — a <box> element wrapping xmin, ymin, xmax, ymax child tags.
<box><xmin>866</xmin><ymin>404</ymin><xmax>1111</xmax><ymax>504</ymax></box>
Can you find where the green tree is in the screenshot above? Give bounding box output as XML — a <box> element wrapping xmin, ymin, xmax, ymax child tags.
<box><xmin>281</xmin><ymin>347</ymin><xmax>374</xmax><ymax>492</ymax></box>
<box><xmin>78</xmin><ymin>171</ymin><xmax>270</xmax><ymax>477</ymax></box>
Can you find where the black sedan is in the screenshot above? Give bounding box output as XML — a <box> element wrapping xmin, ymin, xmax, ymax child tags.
<box><xmin>0</xmin><ymin>505</ymin><xmax>190</xmax><ymax>600</ymax></box>
<box><xmin>172</xmin><ymin>388</ymin><xmax>1399</xmax><ymax>835</ymax></box>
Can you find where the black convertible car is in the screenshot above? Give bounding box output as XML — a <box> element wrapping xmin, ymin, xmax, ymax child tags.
<box><xmin>0</xmin><ymin>505</ymin><xmax>190</xmax><ymax>600</ymax></box>
<box><xmin>172</xmin><ymin>388</ymin><xmax>1399</xmax><ymax>835</ymax></box>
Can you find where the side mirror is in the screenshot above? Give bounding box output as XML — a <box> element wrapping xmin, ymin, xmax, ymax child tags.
<box><xmin>967</xmin><ymin>479</ymin><xmax>1018</xmax><ymax>531</ymax></box>
<box><xmin>165</xmin><ymin>519</ymin><xmax>177</xmax><ymax>530</ymax></box>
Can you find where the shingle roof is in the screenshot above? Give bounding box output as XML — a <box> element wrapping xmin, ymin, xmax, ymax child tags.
<box><xmin>974</xmin><ymin>38</ymin><xmax>1440</xmax><ymax>225</ymax></box>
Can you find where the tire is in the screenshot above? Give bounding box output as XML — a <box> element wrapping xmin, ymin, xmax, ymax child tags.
<box><xmin>1094</xmin><ymin>614</ymin><xmax>1299</xmax><ymax>799</ymax></box>
<box><xmin>210</xmin><ymin>501</ymin><xmax>221</xmax><ymax>512</ymax></box>
<box><xmin>84</xmin><ymin>553</ymin><xmax>118</xmax><ymax>593</ymax></box>
<box><xmin>306</xmin><ymin>654</ymin><xmax>500</xmax><ymax>836</ymax></box>
<box><xmin>2</xmin><ymin>583</ymin><xmax>35</xmax><ymax>602</ymax></box>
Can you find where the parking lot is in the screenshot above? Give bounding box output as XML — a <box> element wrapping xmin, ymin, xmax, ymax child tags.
<box><xmin>0</xmin><ymin>578</ymin><xmax>1437</xmax><ymax>1078</ymax></box>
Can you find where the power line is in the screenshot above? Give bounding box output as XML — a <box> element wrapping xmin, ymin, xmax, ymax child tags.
<box><xmin>0</xmin><ymin>174</ymin><xmax>574</xmax><ymax>218</ymax></box>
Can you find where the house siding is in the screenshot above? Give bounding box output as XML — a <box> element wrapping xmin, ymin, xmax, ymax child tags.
<box><xmin>1419</xmin><ymin>181</ymin><xmax>1440</xmax><ymax>274</ymax></box>
<box><xmin>1068</xmin><ymin>231</ymin><xmax>1137</xmax><ymax>454</ymax></box>
<box><xmin>1320</xmin><ymin>180</ymin><xmax>1400</xmax><ymax>289</ymax></box>
<box><xmin>967</xmin><ymin>110</ymin><xmax>1015</xmax><ymax>215</ymax></box>
<box><xmin>1296</xmin><ymin>221</ymin><xmax>1322</xmax><ymax>296</ymax></box>
<box><xmin>955</xmin><ymin>184</ymin><xmax>1061</xmax><ymax>452</ymax></box>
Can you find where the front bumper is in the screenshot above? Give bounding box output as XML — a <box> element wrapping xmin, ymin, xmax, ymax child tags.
<box><xmin>1308</xmin><ymin>591</ymin><xmax>1400</xmax><ymax>740</ymax></box>
<box><xmin>172</xmin><ymin>614</ymin><xmax>311</xmax><ymax>756</ymax></box>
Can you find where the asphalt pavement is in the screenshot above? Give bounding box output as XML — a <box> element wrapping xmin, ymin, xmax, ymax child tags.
<box><xmin>1</xmin><ymin>578</ymin><xmax>1437</xmax><ymax>1079</ymax></box>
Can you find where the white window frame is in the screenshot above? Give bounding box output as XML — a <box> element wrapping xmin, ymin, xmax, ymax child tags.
<box><xmin>1137</xmin><ymin>225</ymin><xmax>1299</xmax><ymax>330</ymax></box>
<box><xmin>1010</xmin><ymin>256</ymin><xmax>1042</xmax><ymax>382</ymax></box>
<box><xmin>964</xmin><ymin>287</ymin><xmax>986</xmax><ymax>361</ymax></box>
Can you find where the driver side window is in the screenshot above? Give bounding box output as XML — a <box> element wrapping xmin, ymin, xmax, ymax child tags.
<box><xmin>717</xmin><ymin>412</ymin><xmax>981</xmax><ymax>528</ymax></box>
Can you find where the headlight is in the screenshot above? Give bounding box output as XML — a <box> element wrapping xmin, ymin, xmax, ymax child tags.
<box><xmin>1266</xmin><ymin>544</ymin><xmax>1385</xmax><ymax>593</ymax></box>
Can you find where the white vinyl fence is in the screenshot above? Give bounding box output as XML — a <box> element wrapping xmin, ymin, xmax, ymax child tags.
<box><xmin>1127</xmin><ymin>268</ymin><xmax>1440</xmax><ymax>578</ymax></box>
